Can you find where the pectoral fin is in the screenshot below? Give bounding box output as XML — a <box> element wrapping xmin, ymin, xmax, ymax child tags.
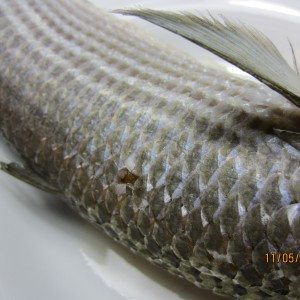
<box><xmin>0</xmin><ymin>161</ymin><xmax>59</xmax><ymax>193</ymax></box>
<box><xmin>114</xmin><ymin>9</ymin><xmax>300</xmax><ymax>108</ymax></box>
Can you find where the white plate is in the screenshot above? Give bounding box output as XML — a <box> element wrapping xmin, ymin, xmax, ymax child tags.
<box><xmin>1</xmin><ymin>1</ymin><xmax>300</xmax><ymax>299</ymax></box>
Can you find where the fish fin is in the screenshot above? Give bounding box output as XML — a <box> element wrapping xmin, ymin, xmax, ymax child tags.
<box><xmin>289</xmin><ymin>40</ymin><xmax>300</xmax><ymax>75</ymax></box>
<box><xmin>114</xmin><ymin>9</ymin><xmax>300</xmax><ymax>108</ymax></box>
<box><xmin>0</xmin><ymin>161</ymin><xmax>59</xmax><ymax>193</ymax></box>
<box><xmin>274</xmin><ymin>129</ymin><xmax>300</xmax><ymax>151</ymax></box>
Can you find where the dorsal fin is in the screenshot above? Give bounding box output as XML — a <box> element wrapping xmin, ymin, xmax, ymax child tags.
<box><xmin>114</xmin><ymin>9</ymin><xmax>300</xmax><ymax>108</ymax></box>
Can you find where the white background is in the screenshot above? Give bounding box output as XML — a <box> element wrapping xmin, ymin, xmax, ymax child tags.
<box><xmin>1</xmin><ymin>1</ymin><xmax>300</xmax><ymax>300</ymax></box>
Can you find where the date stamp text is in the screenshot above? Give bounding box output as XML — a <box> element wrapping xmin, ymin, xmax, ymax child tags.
<box><xmin>265</xmin><ymin>252</ymin><xmax>299</xmax><ymax>264</ymax></box>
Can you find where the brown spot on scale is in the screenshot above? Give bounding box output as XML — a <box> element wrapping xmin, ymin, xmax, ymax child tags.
<box><xmin>117</xmin><ymin>167</ymin><xmax>139</xmax><ymax>184</ymax></box>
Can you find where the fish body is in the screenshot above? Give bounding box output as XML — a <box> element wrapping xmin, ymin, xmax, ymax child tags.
<box><xmin>0</xmin><ymin>0</ymin><xmax>300</xmax><ymax>299</ymax></box>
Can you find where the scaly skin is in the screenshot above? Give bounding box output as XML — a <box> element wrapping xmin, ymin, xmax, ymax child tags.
<box><xmin>0</xmin><ymin>0</ymin><xmax>300</xmax><ymax>298</ymax></box>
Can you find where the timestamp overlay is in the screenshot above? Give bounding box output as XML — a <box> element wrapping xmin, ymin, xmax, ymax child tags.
<box><xmin>265</xmin><ymin>253</ymin><xmax>299</xmax><ymax>264</ymax></box>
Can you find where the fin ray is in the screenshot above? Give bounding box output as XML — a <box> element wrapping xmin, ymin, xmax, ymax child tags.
<box><xmin>0</xmin><ymin>162</ymin><xmax>59</xmax><ymax>193</ymax></box>
<box><xmin>114</xmin><ymin>9</ymin><xmax>300</xmax><ymax>107</ymax></box>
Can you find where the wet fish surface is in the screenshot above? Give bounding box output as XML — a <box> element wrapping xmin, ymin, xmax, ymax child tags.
<box><xmin>0</xmin><ymin>0</ymin><xmax>300</xmax><ymax>299</ymax></box>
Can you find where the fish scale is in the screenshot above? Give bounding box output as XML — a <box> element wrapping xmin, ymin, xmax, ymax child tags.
<box><xmin>0</xmin><ymin>0</ymin><xmax>300</xmax><ymax>298</ymax></box>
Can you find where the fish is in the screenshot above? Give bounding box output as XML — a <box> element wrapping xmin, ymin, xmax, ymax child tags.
<box><xmin>0</xmin><ymin>0</ymin><xmax>300</xmax><ymax>299</ymax></box>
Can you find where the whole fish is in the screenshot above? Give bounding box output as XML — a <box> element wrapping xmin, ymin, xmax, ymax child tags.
<box><xmin>0</xmin><ymin>0</ymin><xmax>300</xmax><ymax>299</ymax></box>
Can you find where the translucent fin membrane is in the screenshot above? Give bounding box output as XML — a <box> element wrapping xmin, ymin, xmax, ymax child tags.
<box><xmin>115</xmin><ymin>9</ymin><xmax>300</xmax><ymax>108</ymax></box>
